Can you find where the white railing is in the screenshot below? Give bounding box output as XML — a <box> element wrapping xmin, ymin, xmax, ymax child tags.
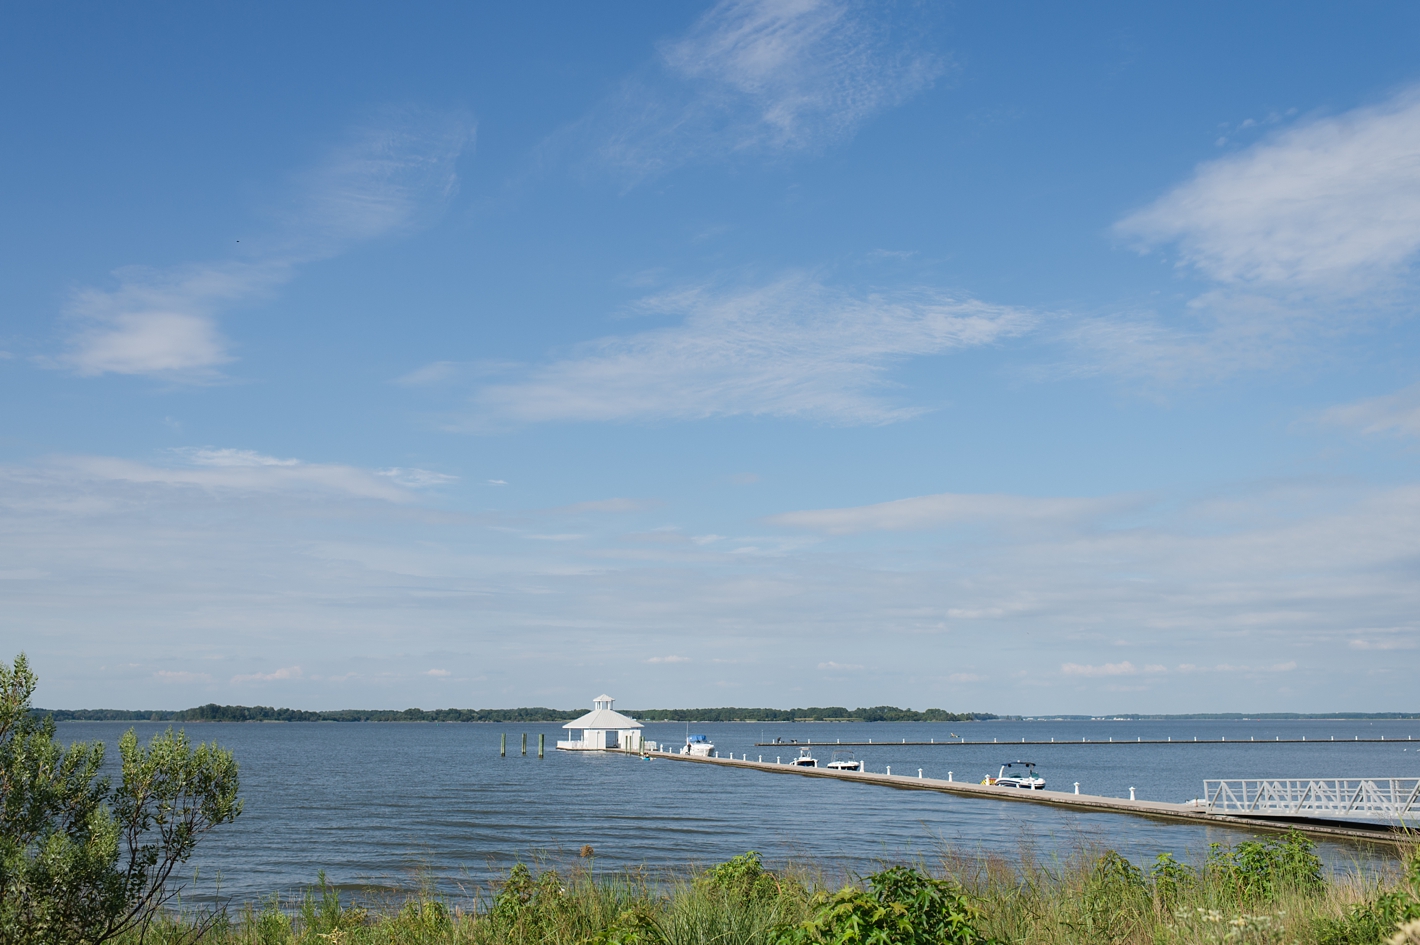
<box><xmin>1203</xmin><ymin>778</ymin><xmax>1420</xmax><ymax>825</ymax></box>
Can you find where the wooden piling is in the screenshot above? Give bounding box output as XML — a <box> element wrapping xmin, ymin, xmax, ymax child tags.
<box><xmin>539</xmin><ymin>733</ymin><xmax>545</xmax><ymax>758</ymax></box>
<box><xmin>500</xmin><ymin>733</ymin><xmax>506</xmax><ymax>757</ymax></box>
<box><xmin>522</xmin><ymin>733</ymin><xmax>527</xmax><ymax>756</ymax></box>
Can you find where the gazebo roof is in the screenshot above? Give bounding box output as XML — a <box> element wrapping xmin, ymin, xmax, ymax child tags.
<box><xmin>563</xmin><ymin>698</ymin><xmax>642</xmax><ymax>730</ymax></box>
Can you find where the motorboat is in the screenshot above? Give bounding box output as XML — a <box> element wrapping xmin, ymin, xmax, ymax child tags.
<box><xmin>826</xmin><ymin>750</ymin><xmax>861</xmax><ymax>771</ymax></box>
<box><xmin>791</xmin><ymin>747</ymin><xmax>818</xmax><ymax>767</ymax></box>
<box><xmin>983</xmin><ymin>761</ymin><xmax>1045</xmax><ymax>789</ymax></box>
<box><xmin>681</xmin><ymin>734</ymin><xmax>716</xmax><ymax>758</ymax></box>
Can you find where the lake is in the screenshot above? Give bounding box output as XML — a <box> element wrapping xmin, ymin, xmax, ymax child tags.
<box><xmin>57</xmin><ymin>717</ymin><xmax>1420</xmax><ymax>904</ymax></box>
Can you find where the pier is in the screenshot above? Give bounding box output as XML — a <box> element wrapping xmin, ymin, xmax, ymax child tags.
<box><xmin>753</xmin><ymin>736</ymin><xmax>1416</xmax><ymax>747</ymax></box>
<box><xmin>635</xmin><ymin>749</ymin><xmax>1414</xmax><ymax>845</ymax></box>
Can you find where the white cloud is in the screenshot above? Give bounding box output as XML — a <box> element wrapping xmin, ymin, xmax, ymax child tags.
<box><xmin>231</xmin><ymin>666</ymin><xmax>303</xmax><ymax>684</ymax></box>
<box><xmin>1062</xmin><ymin>661</ymin><xmax>1145</xmax><ymax>678</ymax></box>
<box><xmin>1349</xmin><ymin>638</ymin><xmax>1416</xmax><ymax>651</ymax></box>
<box><xmin>54</xmin><ymin>109</ymin><xmax>473</xmax><ymax>379</ymax></box>
<box><xmin>377</xmin><ymin>467</ymin><xmax>459</xmax><ymax>488</ymax></box>
<box><xmin>947</xmin><ymin>673</ymin><xmax>985</xmax><ymax>683</ymax></box>
<box><xmin>1318</xmin><ymin>384</ymin><xmax>1420</xmax><ymax>437</ymax></box>
<box><xmin>818</xmin><ymin>660</ymin><xmax>864</xmax><ymax>670</ymax></box>
<box><xmin>1068</xmin><ymin>87</ymin><xmax>1420</xmax><ymax>384</ymax></box>
<box><xmin>154</xmin><ymin>670</ymin><xmax>212</xmax><ymax>683</ymax></box>
<box><xmin>584</xmin><ymin>0</ymin><xmax>942</xmax><ymax>181</ymax></box>
<box><xmin>57</xmin><ymin>449</ymin><xmax>422</xmax><ymax>503</ymax></box>
<box><xmin>1117</xmin><ymin>86</ymin><xmax>1420</xmax><ymax>289</ymax></box>
<box><xmin>769</xmin><ymin>492</ymin><xmax>1130</xmax><ymax>535</ymax></box>
<box><xmin>8</xmin><ymin>453</ymin><xmax>1420</xmax><ymax>711</ymax></box>
<box><xmin>424</xmin><ymin>669</ymin><xmax>452</xmax><ymax>677</ymax></box>
<box><xmin>176</xmin><ymin>448</ymin><xmax>301</xmax><ymax>468</ymax></box>
<box><xmin>646</xmin><ymin>655</ymin><xmax>691</xmax><ymax>664</ymax></box>
<box><xmin>470</xmin><ymin>275</ymin><xmax>1032</xmax><ymax>425</ymax></box>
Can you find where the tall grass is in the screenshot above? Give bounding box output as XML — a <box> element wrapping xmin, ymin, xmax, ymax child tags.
<box><xmin>119</xmin><ymin>835</ymin><xmax>1420</xmax><ymax>945</ymax></box>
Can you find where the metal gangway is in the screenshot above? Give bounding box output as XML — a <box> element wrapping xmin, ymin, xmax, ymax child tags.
<box><xmin>1203</xmin><ymin>778</ymin><xmax>1420</xmax><ymax>826</ymax></box>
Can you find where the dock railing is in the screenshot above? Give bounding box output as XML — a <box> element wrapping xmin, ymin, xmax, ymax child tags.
<box><xmin>1202</xmin><ymin>778</ymin><xmax>1420</xmax><ymax>825</ymax></box>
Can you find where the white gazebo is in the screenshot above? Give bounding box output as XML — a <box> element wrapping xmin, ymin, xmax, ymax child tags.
<box><xmin>557</xmin><ymin>694</ymin><xmax>643</xmax><ymax>751</ymax></box>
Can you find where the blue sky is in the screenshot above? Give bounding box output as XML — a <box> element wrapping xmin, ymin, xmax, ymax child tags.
<box><xmin>4</xmin><ymin>2</ymin><xmax>1420</xmax><ymax>713</ymax></box>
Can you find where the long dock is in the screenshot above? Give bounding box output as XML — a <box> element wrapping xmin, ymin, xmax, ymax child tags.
<box><xmin>636</xmin><ymin>749</ymin><xmax>1411</xmax><ymax>845</ymax></box>
<box><xmin>753</xmin><ymin>736</ymin><xmax>1417</xmax><ymax>747</ymax></box>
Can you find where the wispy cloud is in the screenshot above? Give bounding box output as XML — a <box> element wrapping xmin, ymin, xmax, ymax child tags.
<box><xmin>1062</xmin><ymin>659</ymin><xmax>1147</xmax><ymax>673</ymax></box>
<box><xmin>646</xmin><ymin>655</ymin><xmax>691</xmax><ymax>664</ymax></box>
<box><xmin>1071</xmin><ymin>86</ymin><xmax>1420</xmax><ymax>383</ymax></box>
<box><xmin>1348</xmin><ymin>638</ymin><xmax>1416</xmax><ymax>651</ymax></box>
<box><xmin>54</xmin><ymin>448</ymin><xmax>449</xmax><ymax>503</ymax></box>
<box><xmin>579</xmin><ymin>0</ymin><xmax>942</xmax><ymax>182</ymax></box>
<box><xmin>465</xmin><ymin>275</ymin><xmax>1032</xmax><ymax>426</ymax></box>
<box><xmin>154</xmin><ymin>670</ymin><xmax>212</xmax><ymax>683</ymax></box>
<box><xmin>7</xmin><ymin>458</ymin><xmax>1420</xmax><ymax>709</ymax></box>
<box><xmin>377</xmin><ymin>467</ymin><xmax>460</xmax><ymax>488</ymax></box>
<box><xmin>769</xmin><ymin>491</ymin><xmax>1131</xmax><ymax>535</ymax></box>
<box><xmin>1318</xmin><ymin>383</ymin><xmax>1420</xmax><ymax>437</ymax></box>
<box><xmin>54</xmin><ymin>108</ymin><xmax>473</xmax><ymax>379</ymax></box>
<box><xmin>1117</xmin><ymin>86</ymin><xmax>1420</xmax><ymax>290</ymax></box>
<box><xmin>231</xmin><ymin>665</ymin><xmax>303</xmax><ymax>684</ymax></box>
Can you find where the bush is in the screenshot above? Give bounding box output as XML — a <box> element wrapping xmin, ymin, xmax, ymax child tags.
<box><xmin>1150</xmin><ymin>852</ymin><xmax>1196</xmax><ymax>909</ymax></box>
<box><xmin>699</xmin><ymin>852</ymin><xmax>785</xmax><ymax>902</ymax></box>
<box><xmin>1317</xmin><ymin>849</ymin><xmax>1420</xmax><ymax>945</ymax></box>
<box><xmin>0</xmin><ymin>653</ymin><xmax>241</xmax><ymax>945</ymax></box>
<box><xmin>1207</xmin><ymin>830</ymin><xmax>1324</xmax><ymax>902</ymax></box>
<box><xmin>775</xmin><ymin>865</ymin><xmax>991</xmax><ymax>945</ymax></box>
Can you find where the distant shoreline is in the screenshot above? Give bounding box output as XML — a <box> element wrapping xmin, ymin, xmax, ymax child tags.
<box><xmin>36</xmin><ymin>705</ymin><xmax>1420</xmax><ymax>723</ymax></box>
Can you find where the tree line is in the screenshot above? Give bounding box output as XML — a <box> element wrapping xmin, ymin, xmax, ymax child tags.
<box><xmin>38</xmin><ymin>703</ymin><xmax>997</xmax><ymax>723</ymax></box>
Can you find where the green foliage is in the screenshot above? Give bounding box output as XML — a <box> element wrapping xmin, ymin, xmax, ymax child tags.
<box><xmin>1207</xmin><ymin>831</ymin><xmax>1325</xmax><ymax>902</ymax></box>
<box><xmin>0</xmin><ymin>653</ymin><xmax>242</xmax><ymax>945</ymax></box>
<box><xmin>1066</xmin><ymin>851</ymin><xmax>1150</xmax><ymax>943</ymax></box>
<box><xmin>1150</xmin><ymin>852</ymin><xmax>1196</xmax><ymax>908</ymax></box>
<box><xmin>1316</xmin><ymin>849</ymin><xmax>1420</xmax><ymax>945</ymax></box>
<box><xmin>775</xmin><ymin>865</ymin><xmax>990</xmax><ymax>945</ymax></box>
<box><xmin>700</xmin><ymin>852</ymin><xmax>786</xmax><ymax>902</ymax></box>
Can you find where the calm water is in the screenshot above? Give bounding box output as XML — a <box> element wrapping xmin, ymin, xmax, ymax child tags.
<box><xmin>58</xmin><ymin>718</ymin><xmax>1420</xmax><ymax>904</ymax></box>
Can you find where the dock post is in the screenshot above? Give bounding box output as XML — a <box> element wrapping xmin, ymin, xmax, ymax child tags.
<box><xmin>539</xmin><ymin>733</ymin><xmax>545</xmax><ymax>758</ymax></box>
<box><xmin>918</xmin><ymin>769</ymin><xmax>923</xmax><ymax>778</ymax></box>
<box><xmin>522</xmin><ymin>733</ymin><xmax>527</xmax><ymax>756</ymax></box>
<box><xmin>947</xmin><ymin>771</ymin><xmax>953</xmax><ymax>781</ymax></box>
<box><xmin>1075</xmin><ymin>782</ymin><xmax>1080</xmax><ymax>794</ymax></box>
<box><xmin>501</xmin><ymin>733</ymin><xmax>506</xmax><ymax>757</ymax></box>
<box><xmin>886</xmin><ymin>765</ymin><xmax>891</xmax><ymax>776</ymax></box>
<box><xmin>1130</xmin><ymin>787</ymin><xmax>1136</xmax><ymax>800</ymax></box>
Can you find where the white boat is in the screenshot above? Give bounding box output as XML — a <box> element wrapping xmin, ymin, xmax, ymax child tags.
<box><xmin>983</xmin><ymin>761</ymin><xmax>1045</xmax><ymax>790</ymax></box>
<box><xmin>826</xmin><ymin>750</ymin><xmax>861</xmax><ymax>771</ymax></box>
<box><xmin>681</xmin><ymin>734</ymin><xmax>715</xmax><ymax>757</ymax></box>
<box><xmin>791</xmin><ymin>747</ymin><xmax>818</xmax><ymax>767</ymax></box>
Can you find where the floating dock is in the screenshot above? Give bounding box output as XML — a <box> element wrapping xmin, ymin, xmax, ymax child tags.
<box><xmin>634</xmin><ymin>749</ymin><xmax>1412</xmax><ymax>845</ymax></box>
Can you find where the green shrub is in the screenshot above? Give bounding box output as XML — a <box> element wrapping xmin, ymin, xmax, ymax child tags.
<box><xmin>699</xmin><ymin>852</ymin><xmax>785</xmax><ymax>902</ymax></box>
<box><xmin>0</xmin><ymin>653</ymin><xmax>241</xmax><ymax>945</ymax></box>
<box><xmin>1150</xmin><ymin>852</ymin><xmax>1196</xmax><ymax>909</ymax></box>
<box><xmin>1317</xmin><ymin>849</ymin><xmax>1420</xmax><ymax>945</ymax></box>
<box><xmin>775</xmin><ymin>865</ymin><xmax>990</xmax><ymax>945</ymax></box>
<box><xmin>1207</xmin><ymin>830</ymin><xmax>1324</xmax><ymax>902</ymax></box>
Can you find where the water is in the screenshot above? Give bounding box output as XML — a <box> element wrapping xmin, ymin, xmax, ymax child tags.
<box><xmin>57</xmin><ymin>718</ymin><xmax>1420</xmax><ymax>904</ymax></box>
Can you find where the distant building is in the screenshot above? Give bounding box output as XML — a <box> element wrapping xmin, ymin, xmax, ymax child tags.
<box><xmin>556</xmin><ymin>694</ymin><xmax>643</xmax><ymax>751</ymax></box>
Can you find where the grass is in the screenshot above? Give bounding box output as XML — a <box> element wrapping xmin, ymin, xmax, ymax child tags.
<box><xmin>119</xmin><ymin>835</ymin><xmax>1420</xmax><ymax>945</ymax></box>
